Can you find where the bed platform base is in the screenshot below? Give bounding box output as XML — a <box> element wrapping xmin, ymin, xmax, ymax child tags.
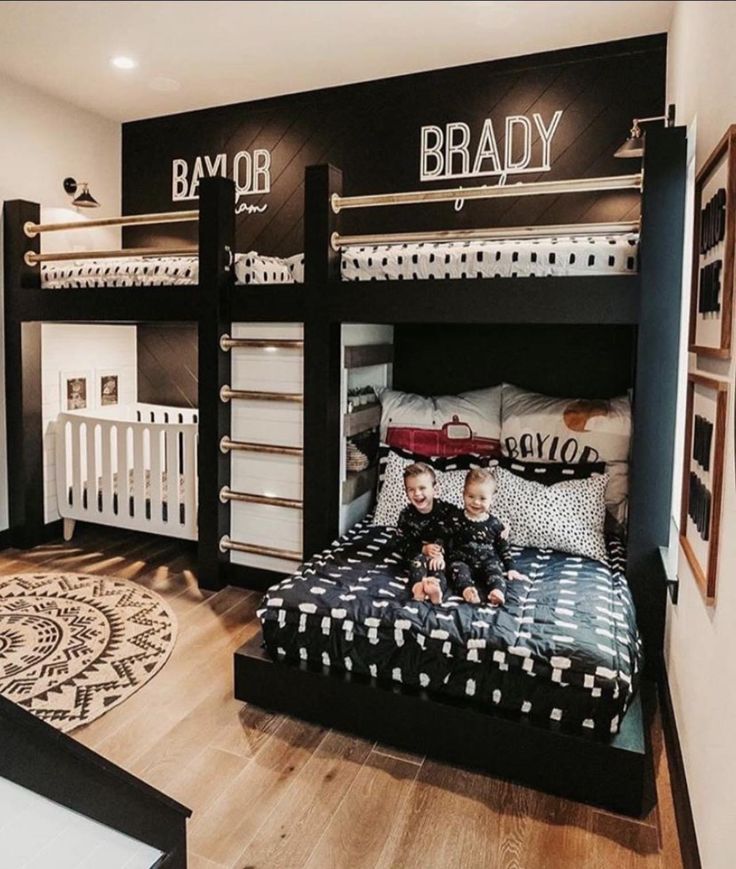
<box><xmin>234</xmin><ymin>635</ymin><xmax>649</xmax><ymax>818</ymax></box>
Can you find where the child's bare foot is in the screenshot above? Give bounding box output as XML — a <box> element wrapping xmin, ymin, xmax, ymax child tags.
<box><xmin>488</xmin><ymin>589</ymin><xmax>505</xmax><ymax>607</ymax></box>
<box><xmin>425</xmin><ymin>578</ymin><xmax>443</xmax><ymax>605</ymax></box>
<box><xmin>462</xmin><ymin>587</ymin><xmax>481</xmax><ymax>604</ymax></box>
<box><xmin>412</xmin><ymin>581</ymin><xmax>427</xmax><ymax>602</ymax></box>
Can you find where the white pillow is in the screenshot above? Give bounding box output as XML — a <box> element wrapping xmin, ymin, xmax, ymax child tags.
<box><xmin>494</xmin><ymin>467</ymin><xmax>609</xmax><ymax>563</ymax></box>
<box><xmin>373</xmin><ymin>450</ymin><xmax>467</xmax><ymax>527</ymax></box>
<box><xmin>377</xmin><ymin>385</ymin><xmax>502</xmax><ymax>457</ymax></box>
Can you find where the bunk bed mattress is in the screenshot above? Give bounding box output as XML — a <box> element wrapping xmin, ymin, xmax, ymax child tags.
<box><xmin>41</xmin><ymin>252</ymin><xmax>294</xmax><ymax>288</ymax></box>
<box><xmin>285</xmin><ymin>235</ymin><xmax>639</xmax><ymax>281</ymax></box>
<box><xmin>258</xmin><ymin>520</ymin><xmax>642</xmax><ymax>735</ymax></box>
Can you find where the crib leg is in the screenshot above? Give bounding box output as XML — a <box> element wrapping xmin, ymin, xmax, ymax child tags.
<box><xmin>63</xmin><ymin>518</ymin><xmax>76</xmax><ymax>541</ymax></box>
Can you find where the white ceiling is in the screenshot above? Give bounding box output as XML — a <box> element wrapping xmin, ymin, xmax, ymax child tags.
<box><xmin>0</xmin><ymin>1</ymin><xmax>674</xmax><ymax>123</ymax></box>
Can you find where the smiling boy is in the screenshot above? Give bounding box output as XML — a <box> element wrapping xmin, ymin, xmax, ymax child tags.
<box><xmin>394</xmin><ymin>463</ymin><xmax>457</xmax><ymax>604</ymax></box>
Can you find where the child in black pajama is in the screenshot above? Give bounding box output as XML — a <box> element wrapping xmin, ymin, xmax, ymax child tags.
<box><xmin>394</xmin><ymin>462</ymin><xmax>457</xmax><ymax>604</ymax></box>
<box><xmin>449</xmin><ymin>468</ymin><xmax>527</xmax><ymax>606</ymax></box>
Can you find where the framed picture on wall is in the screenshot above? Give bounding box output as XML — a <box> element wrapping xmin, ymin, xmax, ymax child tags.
<box><xmin>97</xmin><ymin>371</ymin><xmax>120</xmax><ymax>407</ymax></box>
<box><xmin>61</xmin><ymin>371</ymin><xmax>92</xmax><ymax>411</ymax></box>
<box><xmin>689</xmin><ymin>124</ymin><xmax>736</xmax><ymax>358</ymax></box>
<box><xmin>680</xmin><ymin>373</ymin><xmax>728</xmax><ymax>601</ymax></box>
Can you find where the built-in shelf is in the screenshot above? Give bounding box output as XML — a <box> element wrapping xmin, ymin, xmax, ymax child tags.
<box><xmin>344</xmin><ymin>343</ymin><xmax>393</xmax><ymax>369</ymax></box>
<box><xmin>342</xmin><ymin>466</ymin><xmax>377</xmax><ymax>504</ymax></box>
<box><xmin>344</xmin><ymin>403</ymin><xmax>381</xmax><ymax>436</ymax></box>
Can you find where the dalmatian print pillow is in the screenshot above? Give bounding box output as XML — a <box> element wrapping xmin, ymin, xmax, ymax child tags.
<box><xmin>373</xmin><ymin>450</ymin><xmax>468</xmax><ymax>526</ymax></box>
<box><xmin>494</xmin><ymin>467</ymin><xmax>609</xmax><ymax>563</ymax></box>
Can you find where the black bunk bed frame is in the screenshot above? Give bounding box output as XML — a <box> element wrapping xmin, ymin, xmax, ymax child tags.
<box><xmin>2</xmin><ymin>126</ymin><xmax>686</xmax><ymax>816</ymax></box>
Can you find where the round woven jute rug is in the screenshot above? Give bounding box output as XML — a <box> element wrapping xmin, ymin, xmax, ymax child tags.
<box><xmin>0</xmin><ymin>572</ymin><xmax>177</xmax><ymax>732</ymax></box>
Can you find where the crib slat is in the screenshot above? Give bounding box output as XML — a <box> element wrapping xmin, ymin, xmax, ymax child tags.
<box><xmin>86</xmin><ymin>421</ymin><xmax>98</xmax><ymax>515</ymax></box>
<box><xmin>166</xmin><ymin>428</ymin><xmax>181</xmax><ymax>528</ymax></box>
<box><xmin>71</xmin><ymin>419</ymin><xmax>83</xmax><ymax>513</ymax></box>
<box><xmin>150</xmin><ymin>427</ymin><xmax>163</xmax><ymax>527</ymax></box>
<box><xmin>117</xmin><ymin>424</ymin><xmax>129</xmax><ymax>518</ymax></box>
<box><xmin>132</xmin><ymin>425</ymin><xmax>146</xmax><ymax>519</ymax></box>
<box><xmin>100</xmin><ymin>421</ymin><xmax>114</xmax><ymax>518</ymax></box>
<box><xmin>183</xmin><ymin>425</ymin><xmax>197</xmax><ymax>534</ymax></box>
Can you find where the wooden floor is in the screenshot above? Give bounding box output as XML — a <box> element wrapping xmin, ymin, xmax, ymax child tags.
<box><xmin>0</xmin><ymin>526</ymin><xmax>684</xmax><ymax>869</ymax></box>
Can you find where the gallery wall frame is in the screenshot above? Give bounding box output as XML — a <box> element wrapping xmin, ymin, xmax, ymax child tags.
<box><xmin>680</xmin><ymin>372</ymin><xmax>728</xmax><ymax>601</ymax></box>
<box><xmin>60</xmin><ymin>370</ymin><xmax>92</xmax><ymax>412</ymax></box>
<box><xmin>689</xmin><ymin>125</ymin><xmax>736</xmax><ymax>358</ymax></box>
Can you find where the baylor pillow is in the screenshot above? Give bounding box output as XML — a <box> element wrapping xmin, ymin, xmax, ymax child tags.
<box><xmin>500</xmin><ymin>383</ymin><xmax>630</xmax><ymax>529</ymax></box>
<box><xmin>378</xmin><ymin>385</ymin><xmax>502</xmax><ymax>458</ymax></box>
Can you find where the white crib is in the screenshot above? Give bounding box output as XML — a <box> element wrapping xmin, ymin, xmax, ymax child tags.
<box><xmin>55</xmin><ymin>403</ymin><xmax>199</xmax><ymax>541</ymax></box>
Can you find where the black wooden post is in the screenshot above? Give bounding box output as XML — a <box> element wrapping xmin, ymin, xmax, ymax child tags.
<box><xmin>303</xmin><ymin>165</ymin><xmax>343</xmax><ymax>557</ymax></box>
<box><xmin>3</xmin><ymin>201</ymin><xmax>44</xmax><ymax>548</ymax></box>
<box><xmin>197</xmin><ymin>177</ymin><xmax>235</xmax><ymax>590</ymax></box>
<box><xmin>628</xmin><ymin>125</ymin><xmax>687</xmax><ymax>672</ymax></box>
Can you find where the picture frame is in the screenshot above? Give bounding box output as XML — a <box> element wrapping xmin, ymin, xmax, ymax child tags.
<box><xmin>60</xmin><ymin>370</ymin><xmax>92</xmax><ymax>411</ymax></box>
<box><xmin>679</xmin><ymin>372</ymin><xmax>728</xmax><ymax>601</ymax></box>
<box><xmin>689</xmin><ymin>125</ymin><xmax>736</xmax><ymax>358</ymax></box>
<box><xmin>97</xmin><ymin>370</ymin><xmax>120</xmax><ymax>407</ymax></box>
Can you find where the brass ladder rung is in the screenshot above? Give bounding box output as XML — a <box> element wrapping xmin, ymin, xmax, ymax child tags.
<box><xmin>219</xmin><ymin>437</ymin><xmax>302</xmax><ymax>457</ymax></box>
<box><xmin>219</xmin><ymin>535</ymin><xmax>302</xmax><ymax>562</ymax></box>
<box><xmin>220</xmin><ymin>487</ymin><xmax>302</xmax><ymax>510</ymax></box>
<box><xmin>219</xmin><ymin>334</ymin><xmax>303</xmax><ymax>352</ymax></box>
<box><xmin>220</xmin><ymin>385</ymin><xmax>303</xmax><ymax>403</ymax></box>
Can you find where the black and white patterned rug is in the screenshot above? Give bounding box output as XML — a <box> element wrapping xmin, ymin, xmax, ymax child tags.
<box><xmin>0</xmin><ymin>573</ymin><xmax>177</xmax><ymax>732</ymax></box>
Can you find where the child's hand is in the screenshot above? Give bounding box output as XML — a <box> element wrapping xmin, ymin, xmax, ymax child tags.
<box><xmin>488</xmin><ymin>588</ymin><xmax>505</xmax><ymax>607</ymax></box>
<box><xmin>428</xmin><ymin>555</ymin><xmax>445</xmax><ymax>571</ymax></box>
<box><xmin>507</xmin><ymin>569</ymin><xmax>528</xmax><ymax>582</ymax></box>
<box><xmin>423</xmin><ymin>542</ymin><xmax>443</xmax><ymax>558</ymax></box>
<box><xmin>462</xmin><ymin>587</ymin><xmax>481</xmax><ymax>604</ymax></box>
<box><xmin>500</xmin><ymin>524</ymin><xmax>511</xmax><ymax>540</ymax></box>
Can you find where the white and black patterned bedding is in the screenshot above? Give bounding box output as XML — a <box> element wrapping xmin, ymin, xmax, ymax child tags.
<box><xmin>41</xmin><ymin>234</ymin><xmax>638</xmax><ymax>288</ymax></box>
<box><xmin>286</xmin><ymin>235</ymin><xmax>639</xmax><ymax>282</ymax></box>
<box><xmin>258</xmin><ymin>519</ymin><xmax>642</xmax><ymax>735</ymax></box>
<box><xmin>41</xmin><ymin>252</ymin><xmax>294</xmax><ymax>289</ymax></box>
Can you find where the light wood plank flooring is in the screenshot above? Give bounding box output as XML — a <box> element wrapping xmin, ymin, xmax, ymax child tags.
<box><xmin>0</xmin><ymin>526</ymin><xmax>684</xmax><ymax>869</ymax></box>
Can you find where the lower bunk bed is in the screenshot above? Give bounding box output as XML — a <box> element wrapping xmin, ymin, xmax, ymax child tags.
<box><xmin>235</xmin><ymin>518</ymin><xmax>649</xmax><ymax>816</ymax></box>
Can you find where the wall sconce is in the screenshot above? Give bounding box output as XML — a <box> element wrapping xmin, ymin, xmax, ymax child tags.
<box><xmin>63</xmin><ymin>177</ymin><xmax>100</xmax><ymax>208</ymax></box>
<box><xmin>614</xmin><ymin>104</ymin><xmax>676</xmax><ymax>158</ymax></box>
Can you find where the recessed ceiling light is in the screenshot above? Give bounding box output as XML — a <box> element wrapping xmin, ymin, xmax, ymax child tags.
<box><xmin>111</xmin><ymin>56</ymin><xmax>137</xmax><ymax>70</ymax></box>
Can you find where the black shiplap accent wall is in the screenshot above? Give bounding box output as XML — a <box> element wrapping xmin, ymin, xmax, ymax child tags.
<box><xmin>393</xmin><ymin>324</ymin><xmax>635</xmax><ymax>398</ymax></box>
<box><xmin>123</xmin><ymin>35</ymin><xmax>666</xmax><ymax>256</ymax></box>
<box><xmin>137</xmin><ymin>324</ymin><xmax>198</xmax><ymax>407</ymax></box>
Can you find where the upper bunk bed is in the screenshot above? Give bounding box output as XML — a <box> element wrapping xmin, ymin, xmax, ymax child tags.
<box><xmin>4</xmin><ymin>164</ymin><xmax>643</xmax><ymax>326</ymax></box>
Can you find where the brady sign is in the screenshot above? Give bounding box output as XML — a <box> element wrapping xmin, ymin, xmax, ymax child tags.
<box><xmin>420</xmin><ymin>110</ymin><xmax>564</xmax><ymax>184</ymax></box>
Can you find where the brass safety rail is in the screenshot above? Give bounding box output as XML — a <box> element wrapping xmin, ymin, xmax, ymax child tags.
<box><xmin>24</xmin><ymin>210</ymin><xmax>199</xmax><ymax>237</ymax></box>
<box><xmin>330</xmin><ymin>173</ymin><xmax>643</xmax><ymax>213</ymax></box>
<box><xmin>25</xmin><ymin>246</ymin><xmax>197</xmax><ymax>266</ymax></box>
<box><xmin>331</xmin><ymin>220</ymin><xmax>641</xmax><ymax>251</ymax></box>
<box><xmin>219</xmin><ymin>487</ymin><xmax>302</xmax><ymax>509</ymax></box>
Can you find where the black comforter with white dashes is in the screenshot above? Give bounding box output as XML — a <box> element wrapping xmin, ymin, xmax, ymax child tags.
<box><xmin>258</xmin><ymin>520</ymin><xmax>641</xmax><ymax>736</ymax></box>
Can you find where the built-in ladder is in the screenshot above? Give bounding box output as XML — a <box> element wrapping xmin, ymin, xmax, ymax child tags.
<box><xmin>218</xmin><ymin>324</ymin><xmax>305</xmax><ymax>574</ymax></box>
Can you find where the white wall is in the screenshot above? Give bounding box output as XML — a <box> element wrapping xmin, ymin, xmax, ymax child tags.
<box><xmin>0</xmin><ymin>72</ymin><xmax>121</xmax><ymax>532</ymax></box>
<box><xmin>665</xmin><ymin>4</ymin><xmax>736</xmax><ymax>868</ymax></box>
<box><xmin>42</xmin><ymin>324</ymin><xmax>137</xmax><ymax>523</ymax></box>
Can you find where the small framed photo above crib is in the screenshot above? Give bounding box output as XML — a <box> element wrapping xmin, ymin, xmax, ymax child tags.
<box><xmin>689</xmin><ymin>125</ymin><xmax>736</xmax><ymax>358</ymax></box>
<box><xmin>680</xmin><ymin>373</ymin><xmax>728</xmax><ymax>601</ymax></box>
<box><xmin>97</xmin><ymin>370</ymin><xmax>120</xmax><ymax>407</ymax></box>
<box><xmin>61</xmin><ymin>370</ymin><xmax>92</xmax><ymax>411</ymax></box>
